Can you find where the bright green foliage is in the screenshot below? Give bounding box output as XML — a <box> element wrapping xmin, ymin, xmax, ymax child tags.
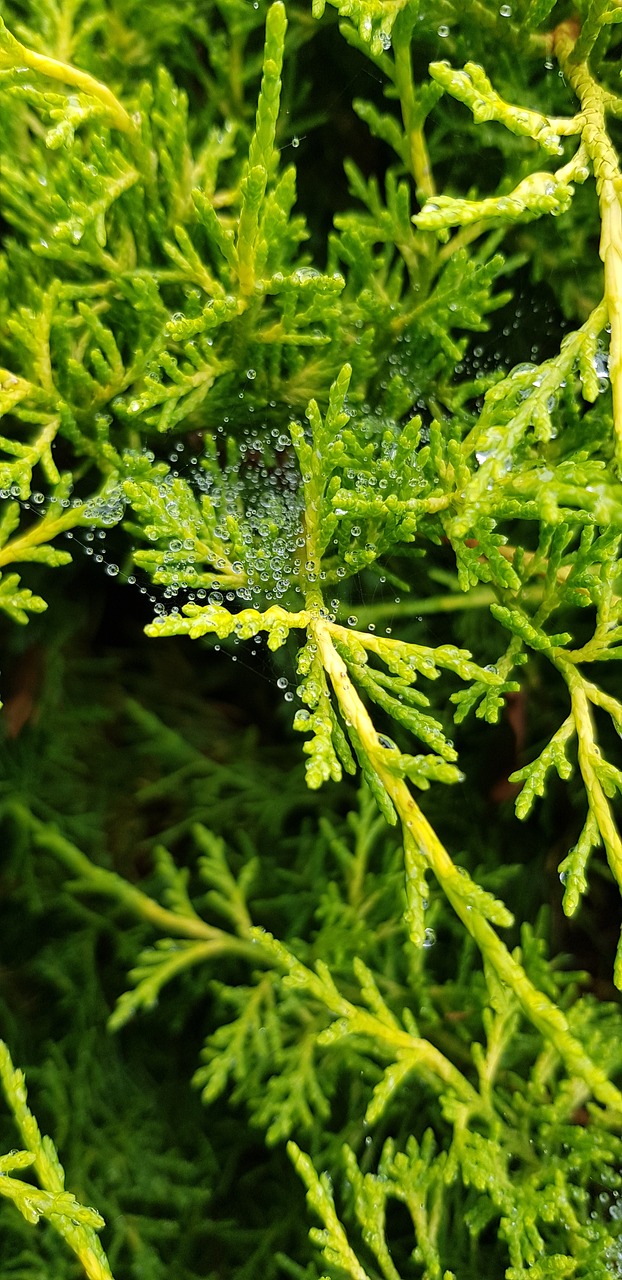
<box><xmin>1</xmin><ymin>0</ymin><xmax>622</xmax><ymax>1277</ymax></box>
<box><xmin>0</xmin><ymin>1042</ymin><xmax>113</xmax><ymax>1279</ymax></box>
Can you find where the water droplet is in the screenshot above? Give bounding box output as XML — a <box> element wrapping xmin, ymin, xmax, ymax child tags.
<box><xmin>291</xmin><ymin>135</ymin><xmax>300</xmax><ymax>149</ymax></box>
<box><xmin>277</xmin><ymin>676</ymin><xmax>288</xmax><ymax>689</ymax></box>
<box><xmin>499</xmin><ymin>4</ymin><xmax>511</xmax><ymax>15</ymax></box>
<box><xmin>292</xmin><ymin>267</ymin><xmax>320</xmax><ymax>284</ymax></box>
<box><xmin>105</xmin><ymin>563</ymin><xmax>119</xmax><ymax>577</ymax></box>
<box><xmin>423</xmin><ymin>928</ymin><xmax>436</xmax><ymax>949</ymax></box>
<box><xmin>246</xmin><ymin>368</ymin><xmax>257</xmax><ymax>380</ymax></box>
<box><xmin>437</xmin><ymin>24</ymin><xmax>449</xmax><ymax>37</ymax></box>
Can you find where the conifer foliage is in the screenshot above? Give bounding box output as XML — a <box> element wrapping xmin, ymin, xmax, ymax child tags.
<box><xmin>1</xmin><ymin>0</ymin><xmax>622</xmax><ymax>1276</ymax></box>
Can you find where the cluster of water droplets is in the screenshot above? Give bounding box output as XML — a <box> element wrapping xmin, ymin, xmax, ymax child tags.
<box><xmin>0</xmin><ymin>475</ymin><xmax>153</xmax><ymax>596</ymax></box>
<box><xmin>596</xmin><ymin>1189</ymin><xmax>622</xmax><ymax>1275</ymax></box>
<box><xmin>0</xmin><ymin>386</ymin><xmax>426</xmax><ymax>706</ymax></box>
<box><xmin>184</xmin><ymin>416</ymin><xmax>305</xmax><ymax>605</ymax></box>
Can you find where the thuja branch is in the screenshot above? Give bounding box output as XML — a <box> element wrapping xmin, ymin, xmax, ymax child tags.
<box><xmin>555</xmin><ymin>19</ymin><xmax>622</xmax><ymax>470</ymax></box>
<box><xmin>311</xmin><ymin>619</ymin><xmax>622</xmax><ymax>1113</ymax></box>
<box><xmin>460</xmin><ymin>298</ymin><xmax>608</xmax><ymax>504</ymax></box>
<box><xmin>558</xmin><ymin>660</ymin><xmax>622</xmax><ymax>978</ymax></box>
<box><xmin>392</xmin><ymin>8</ymin><xmax>435</xmax><ymax>200</ymax></box>
<box><xmin>0</xmin><ymin>504</ymin><xmax>87</xmax><ymax>569</ymax></box>
<box><xmin>4</xmin><ymin>803</ymin><xmax>261</xmax><ymax>963</ymax></box>
<box><xmin>250</xmin><ymin>928</ymin><xmax>485</xmax><ymax>1115</ymax></box>
<box><xmin>3</xmin><ymin>804</ymin><xmax>488</xmax><ymax>1120</ymax></box>
<box><xmin>0</xmin><ymin>1042</ymin><xmax>115</xmax><ymax>1280</ymax></box>
<box><xmin>0</xmin><ymin>16</ymin><xmax>133</xmax><ymax>134</ymax></box>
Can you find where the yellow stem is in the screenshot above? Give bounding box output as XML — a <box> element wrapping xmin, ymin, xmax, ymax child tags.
<box><xmin>563</xmin><ymin>664</ymin><xmax>622</xmax><ymax>893</ymax></box>
<box><xmin>556</xmin><ymin>24</ymin><xmax>622</xmax><ymax>469</ymax></box>
<box><xmin>0</xmin><ymin>18</ymin><xmax>133</xmax><ymax>134</ymax></box>
<box><xmin>311</xmin><ymin>617</ymin><xmax>622</xmax><ymax>1111</ymax></box>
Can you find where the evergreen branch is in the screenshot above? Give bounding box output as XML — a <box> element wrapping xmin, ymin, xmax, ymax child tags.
<box><xmin>556</xmin><ymin>20</ymin><xmax>622</xmax><ymax>470</ymax></box>
<box><xmin>0</xmin><ymin>416</ymin><xmax>61</xmax><ymax>498</ymax></box>
<box><xmin>108</xmin><ymin>939</ymin><xmax>229</xmax><ymax>1031</ymax></box>
<box><xmin>254</xmin><ymin>928</ymin><xmax>482</xmax><ymax>1111</ymax></box>
<box><xmin>288</xmin><ymin>1141</ymin><xmax>374</xmax><ymax>1280</ymax></box>
<box><xmin>145</xmin><ymin>602</ymin><xmax>310</xmax><ymax>647</ymax></box>
<box><xmin>392</xmin><ymin>7</ymin><xmax>436</xmax><ymax>198</ymax></box>
<box><xmin>426</xmin><ymin>60</ymin><xmax>574</xmax><ymax>155</ymax></box>
<box><xmin>311</xmin><ymin>619</ymin><xmax>622</xmax><ymax>1112</ymax></box>
<box><xmin>558</xmin><ymin>810</ymin><xmax>601</xmax><ymax>919</ymax></box>
<box><xmin>0</xmin><ymin>15</ymin><xmax>133</xmax><ymax>135</ymax></box>
<box><xmin>510</xmin><ymin>714</ymin><xmax>575</xmax><ymax>820</ymax></box>
<box><xmin>415</xmin><ymin>165</ymin><xmax>578</xmax><ymax>233</ymax></box>
<box><xmin>0</xmin><ymin>1042</ymin><xmax>114</xmax><ymax>1280</ymax></box>
<box><xmin>312</xmin><ymin>0</ymin><xmax>410</xmax><ymax>57</ymax></box>
<box><xmin>561</xmin><ymin>662</ymin><xmax>622</xmax><ymax>981</ymax></box>
<box><xmin>459</xmin><ymin>298</ymin><xmax>608</xmax><ymax>507</ymax></box>
<box><xmin>237</xmin><ymin>2</ymin><xmax>287</xmax><ymax>293</ymax></box>
<box><xmin>194</xmin><ymin>822</ymin><xmax>256</xmax><ymax>934</ymax></box>
<box><xmin>0</xmin><ymin>504</ymin><xmax>86</xmax><ymax>568</ymax></box>
<box><xmin>0</xmin><ymin>571</ymin><xmax>48</xmax><ymax>625</ymax></box>
<box><xmin>3</xmin><ymin>803</ymin><xmax>261</xmax><ymax>957</ymax></box>
<box><xmin>568</xmin><ymin>0</ymin><xmax>621</xmax><ymax>64</ymax></box>
<box><xmin>340</xmin><ymin>1146</ymin><xmax>403</xmax><ymax>1280</ymax></box>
